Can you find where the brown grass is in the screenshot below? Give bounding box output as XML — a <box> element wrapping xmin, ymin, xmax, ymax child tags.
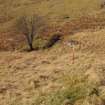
<box><xmin>0</xmin><ymin>29</ymin><xmax>105</xmax><ymax>104</ymax></box>
<box><xmin>0</xmin><ymin>0</ymin><xmax>105</xmax><ymax>105</ymax></box>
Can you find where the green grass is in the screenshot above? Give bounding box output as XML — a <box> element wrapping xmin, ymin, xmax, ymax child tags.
<box><xmin>30</xmin><ymin>75</ymin><xmax>97</xmax><ymax>105</ymax></box>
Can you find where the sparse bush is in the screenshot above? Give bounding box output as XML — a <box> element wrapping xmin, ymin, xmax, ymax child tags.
<box><xmin>32</xmin><ymin>36</ymin><xmax>48</xmax><ymax>50</ymax></box>
<box><xmin>16</xmin><ymin>13</ymin><xmax>46</xmax><ymax>51</ymax></box>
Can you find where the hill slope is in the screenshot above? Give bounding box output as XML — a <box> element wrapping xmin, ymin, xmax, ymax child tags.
<box><xmin>0</xmin><ymin>29</ymin><xmax>105</xmax><ymax>105</ymax></box>
<box><xmin>0</xmin><ymin>0</ymin><xmax>105</xmax><ymax>105</ymax></box>
<box><xmin>0</xmin><ymin>0</ymin><xmax>104</xmax><ymax>50</ymax></box>
<box><xmin>0</xmin><ymin>0</ymin><xmax>101</xmax><ymax>31</ymax></box>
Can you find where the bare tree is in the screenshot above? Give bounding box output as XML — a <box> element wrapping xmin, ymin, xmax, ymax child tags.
<box><xmin>16</xmin><ymin>14</ymin><xmax>45</xmax><ymax>51</ymax></box>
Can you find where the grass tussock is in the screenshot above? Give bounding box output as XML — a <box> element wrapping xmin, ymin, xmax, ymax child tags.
<box><xmin>26</xmin><ymin>74</ymin><xmax>98</xmax><ymax>105</ymax></box>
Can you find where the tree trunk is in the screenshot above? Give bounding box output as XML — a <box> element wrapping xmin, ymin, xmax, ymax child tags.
<box><xmin>25</xmin><ymin>35</ymin><xmax>34</xmax><ymax>51</ymax></box>
<box><xmin>29</xmin><ymin>42</ymin><xmax>34</xmax><ymax>51</ymax></box>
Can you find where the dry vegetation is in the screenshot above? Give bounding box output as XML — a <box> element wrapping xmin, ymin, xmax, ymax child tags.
<box><xmin>0</xmin><ymin>29</ymin><xmax>105</xmax><ymax>105</ymax></box>
<box><xmin>0</xmin><ymin>0</ymin><xmax>105</xmax><ymax>105</ymax></box>
<box><xmin>0</xmin><ymin>0</ymin><xmax>103</xmax><ymax>50</ymax></box>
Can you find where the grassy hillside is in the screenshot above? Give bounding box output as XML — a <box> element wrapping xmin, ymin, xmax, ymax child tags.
<box><xmin>0</xmin><ymin>29</ymin><xmax>105</xmax><ymax>105</ymax></box>
<box><xmin>0</xmin><ymin>0</ymin><xmax>101</xmax><ymax>31</ymax></box>
<box><xmin>0</xmin><ymin>0</ymin><xmax>103</xmax><ymax>51</ymax></box>
<box><xmin>0</xmin><ymin>0</ymin><xmax>105</xmax><ymax>105</ymax></box>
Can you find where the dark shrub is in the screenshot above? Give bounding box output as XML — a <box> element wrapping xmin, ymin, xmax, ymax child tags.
<box><xmin>44</xmin><ymin>33</ymin><xmax>62</xmax><ymax>48</ymax></box>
